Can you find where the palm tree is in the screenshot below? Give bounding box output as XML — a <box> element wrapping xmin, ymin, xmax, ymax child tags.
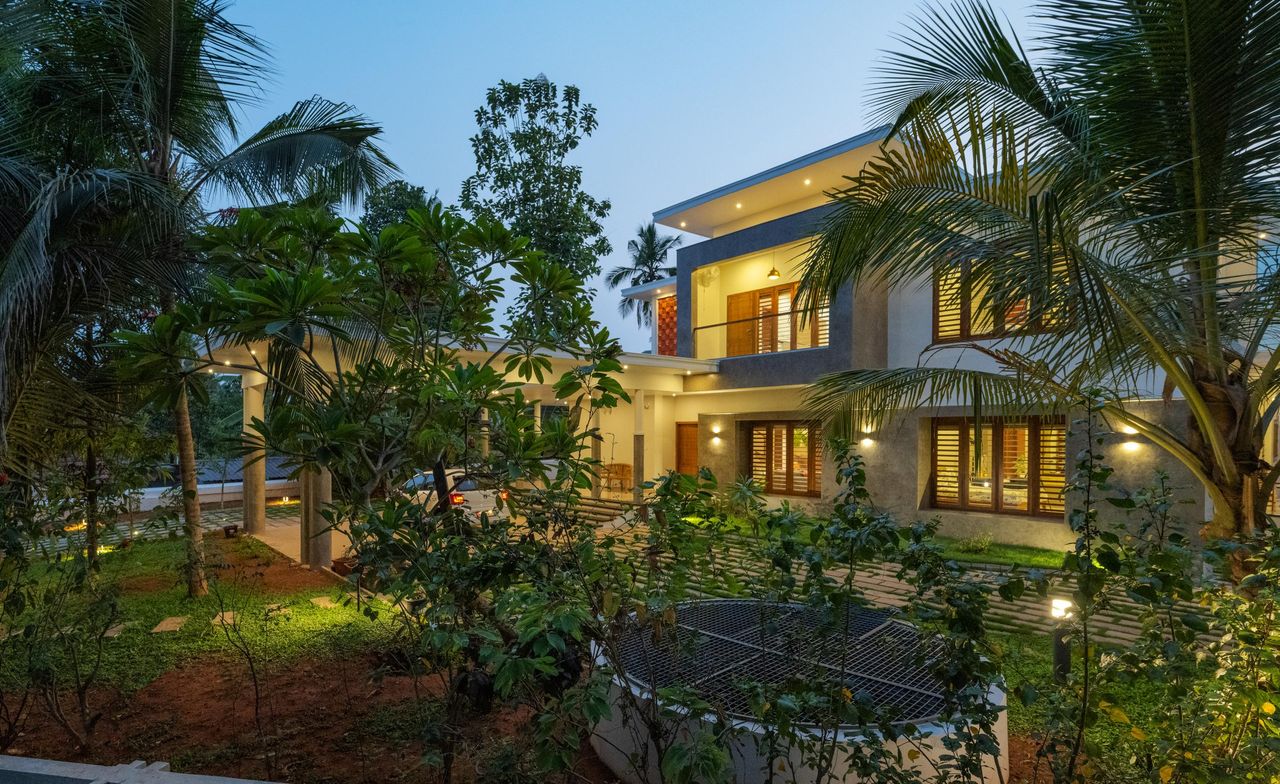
<box><xmin>606</xmin><ymin>223</ymin><xmax>680</xmax><ymax>326</ymax></box>
<box><xmin>0</xmin><ymin>0</ymin><xmax>394</xmax><ymax>595</ymax></box>
<box><xmin>799</xmin><ymin>0</ymin><xmax>1280</xmax><ymax>553</ymax></box>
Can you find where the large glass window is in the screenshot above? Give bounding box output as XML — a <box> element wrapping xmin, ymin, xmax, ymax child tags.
<box><xmin>747</xmin><ymin>421</ymin><xmax>823</xmax><ymax>496</ymax></box>
<box><xmin>931</xmin><ymin>417</ymin><xmax>1066</xmax><ymax>517</ymax></box>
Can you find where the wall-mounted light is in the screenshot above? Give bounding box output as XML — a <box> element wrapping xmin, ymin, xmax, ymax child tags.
<box><xmin>1119</xmin><ymin>425</ymin><xmax>1137</xmax><ymax>435</ymax></box>
<box><xmin>767</xmin><ymin>266</ymin><xmax>781</xmax><ymax>281</ymax></box>
<box><xmin>860</xmin><ymin>437</ymin><xmax>874</xmax><ymax>448</ymax></box>
<box><xmin>1050</xmin><ymin>597</ymin><xmax>1074</xmax><ymax>619</ymax></box>
<box><xmin>1122</xmin><ymin>440</ymin><xmax>1141</xmax><ymax>452</ymax></box>
<box><xmin>711</xmin><ymin>424</ymin><xmax>721</xmax><ymax>434</ymax></box>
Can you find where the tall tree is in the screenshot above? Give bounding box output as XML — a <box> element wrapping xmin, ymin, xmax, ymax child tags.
<box><xmin>0</xmin><ymin>0</ymin><xmax>394</xmax><ymax>595</ymax></box>
<box><xmin>460</xmin><ymin>75</ymin><xmax>612</xmax><ymax>294</ymax></box>
<box><xmin>606</xmin><ymin>223</ymin><xmax>680</xmax><ymax>326</ymax></box>
<box><xmin>360</xmin><ymin>179</ymin><xmax>432</xmax><ymax>235</ymax></box>
<box><xmin>799</xmin><ymin>0</ymin><xmax>1280</xmax><ymax>556</ymax></box>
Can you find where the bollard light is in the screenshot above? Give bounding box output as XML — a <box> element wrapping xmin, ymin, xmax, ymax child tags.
<box><xmin>1050</xmin><ymin>598</ymin><xmax>1073</xmax><ymax>683</ymax></box>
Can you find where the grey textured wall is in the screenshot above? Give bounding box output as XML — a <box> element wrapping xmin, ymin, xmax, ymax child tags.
<box><xmin>861</xmin><ymin>401</ymin><xmax>1205</xmax><ymax>550</ymax></box>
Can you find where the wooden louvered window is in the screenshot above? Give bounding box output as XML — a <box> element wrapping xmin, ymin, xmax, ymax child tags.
<box><xmin>931</xmin><ymin>417</ymin><xmax>1066</xmax><ymax>517</ymax></box>
<box><xmin>723</xmin><ymin>283</ymin><xmax>829</xmax><ymax>357</ymax></box>
<box><xmin>746</xmin><ymin>421</ymin><xmax>822</xmax><ymax>497</ymax></box>
<box><xmin>933</xmin><ymin>260</ymin><xmax>1064</xmax><ymax>343</ymax></box>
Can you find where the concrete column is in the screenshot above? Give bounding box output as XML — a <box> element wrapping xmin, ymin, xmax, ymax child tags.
<box><xmin>591</xmin><ymin>425</ymin><xmax>603</xmax><ymax>499</ymax></box>
<box><xmin>241</xmin><ymin>379</ymin><xmax>267</xmax><ymax>535</ymax></box>
<box><xmin>478</xmin><ymin>412</ymin><xmax>490</xmax><ymax>458</ymax></box>
<box><xmin>532</xmin><ymin>401</ymin><xmax>542</xmax><ymax>433</ymax></box>
<box><xmin>307</xmin><ymin>468</ymin><xmax>332</xmax><ymax>570</ymax></box>
<box><xmin>297</xmin><ymin>468</ymin><xmax>313</xmax><ymax>566</ymax></box>
<box><xmin>633</xmin><ymin>389</ymin><xmax>647</xmax><ymax>504</ymax></box>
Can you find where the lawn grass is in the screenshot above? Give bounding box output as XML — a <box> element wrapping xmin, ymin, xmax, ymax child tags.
<box><xmin>932</xmin><ymin>536</ymin><xmax>1065</xmax><ymax>570</ymax></box>
<box><xmin>3</xmin><ymin>535</ymin><xmax>395</xmax><ymax>692</ymax></box>
<box><xmin>720</xmin><ymin>513</ymin><xmax>1064</xmax><ymax>570</ymax></box>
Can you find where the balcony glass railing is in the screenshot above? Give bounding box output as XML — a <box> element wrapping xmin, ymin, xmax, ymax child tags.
<box><xmin>693</xmin><ymin>307</ymin><xmax>830</xmax><ymax>359</ymax></box>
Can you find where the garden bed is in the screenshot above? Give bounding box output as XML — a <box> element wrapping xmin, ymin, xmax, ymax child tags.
<box><xmin>2</xmin><ymin>534</ymin><xmax>620</xmax><ymax>783</ymax></box>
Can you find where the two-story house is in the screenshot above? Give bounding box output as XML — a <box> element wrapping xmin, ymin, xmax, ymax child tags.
<box><xmin>218</xmin><ymin>128</ymin><xmax>1240</xmax><ymax>558</ymax></box>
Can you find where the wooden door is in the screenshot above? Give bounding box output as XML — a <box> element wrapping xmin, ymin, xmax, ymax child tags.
<box><xmin>676</xmin><ymin>422</ymin><xmax>699</xmax><ymax>475</ymax></box>
<box><xmin>725</xmin><ymin>292</ymin><xmax>757</xmax><ymax>357</ymax></box>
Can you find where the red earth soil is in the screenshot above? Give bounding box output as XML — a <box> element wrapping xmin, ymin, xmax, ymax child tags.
<box><xmin>9</xmin><ymin>536</ymin><xmax>618</xmax><ymax>783</ymax></box>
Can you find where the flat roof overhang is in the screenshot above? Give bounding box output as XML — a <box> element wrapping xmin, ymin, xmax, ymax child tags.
<box><xmin>619</xmin><ymin>276</ymin><xmax>676</xmax><ymax>302</ymax></box>
<box><xmin>201</xmin><ymin>334</ymin><xmax>719</xmax><ymax>383</ymax></box>
<box><xmin>653</xmin><ymin>125</ymin><xmax>891</xmax><ymax>237</ymax></box>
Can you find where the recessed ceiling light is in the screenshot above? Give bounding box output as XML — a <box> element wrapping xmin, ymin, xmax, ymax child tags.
<box><xmin>622</xmin><ymin>364</ymin><xmax>628</xmax><ymax>370</ymax></box>
<box><xmin>804</xmin><ymin>178</ymin><xmax>812</xmax><ymax>186</ymax></box>
<box><xmin>735</xmin><ymin>202</ymin><xmax>742</xmax><ymax>209</ymax></box>
<box><xmin>223</xmin><ymin>360</ymin><xmax>231</xmax><ymax>366</ymax></box>
<box><xmin>679</xmin><ymin>221</ymin><xmax>687</xmax><ymax>228</ymax></box>
<box><xmin>249</xmin><ymin>349</ymin><xmax>256</xmax><ymax>356</ymax></box>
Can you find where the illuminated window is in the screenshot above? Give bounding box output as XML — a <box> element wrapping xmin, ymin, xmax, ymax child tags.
<box><xmin>934</xmin><ymin>260</ymin><xmax>1065</xmax><ymax>342</ymax></box>
<box><xmin>747</xmin><ymin>421</ymin><xmax>823</xmax><ymax>496</ymax></box>
<box><xmin>725</xmin><ymin>284</ymin><xmax>829</xmax><ymax>357</ymax></box>
<box><xmin>931</xmin><ymin>417</ymin><xmax>1066</xmax><ymax>517</ymax></box>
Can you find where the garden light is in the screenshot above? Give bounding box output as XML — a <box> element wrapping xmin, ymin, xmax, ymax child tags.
<box><xmin>1050</xmin><ymin>598</ymin><xmax>1073</xmax><ymax>684</ymax></box>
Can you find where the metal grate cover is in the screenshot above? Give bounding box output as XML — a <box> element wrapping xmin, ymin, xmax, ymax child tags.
<box><xmin>610</xmin><ymin>600</ymin><xmax>947</xmax><ymax>726</ymax></box>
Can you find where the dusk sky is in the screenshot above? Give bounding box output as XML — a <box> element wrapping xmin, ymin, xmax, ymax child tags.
<box><xmin>230</xmin><ymin>1</ymin><xmax>1033</xmax><ymax>351</ymax></box>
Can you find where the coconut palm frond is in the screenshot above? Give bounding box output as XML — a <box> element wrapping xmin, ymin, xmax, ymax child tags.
<box><xmin>806</xmin><ymin>365</ymin><xmax>1066</xmax><ymax>436</ymax></box>
<box><xmin>193</xmin><ymin>97</ymin><xmax>397</xmax><ymax>209</ymax></box>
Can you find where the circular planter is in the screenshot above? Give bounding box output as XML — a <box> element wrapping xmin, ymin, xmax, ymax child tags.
<box><xmin>591</xmin><ymin>599</ymin><xmax>1007</xmax><ymax>784</ymax></box>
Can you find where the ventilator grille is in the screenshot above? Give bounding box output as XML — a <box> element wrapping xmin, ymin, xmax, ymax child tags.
<box><xmin>611</xmin><ymin>600</ymin><xmax>947</xmax><ymax>726</ymax></box>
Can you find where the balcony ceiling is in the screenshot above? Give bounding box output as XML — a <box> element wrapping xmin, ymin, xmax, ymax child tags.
<box><xmin>653</xmin><ymin>125</ymin><xmax>891</xmax><ymax>238</ymax></box>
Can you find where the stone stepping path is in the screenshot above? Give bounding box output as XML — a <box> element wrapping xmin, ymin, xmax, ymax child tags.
<box><xmin>310</xmin><ymin>596</ymin><xmax>338</xmax><ymax>609</ymax></box>
<box><xmin>104</xmin><ymin>622</ymin><xmax>132</xmax><ymax>638</ymax></box>
<box><xmin>150</xmin><ymin>616</ymin><xmax>187</xmax><ymax>634</ymax></box>
<box><xmin>211</xmin><ymin>611</ymin><xmax>237</xmax><ymax>627</ymax></box>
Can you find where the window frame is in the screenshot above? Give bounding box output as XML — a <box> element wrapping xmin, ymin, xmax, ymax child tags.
<box><xmin>745</xmin><ymin>420</ymin><xmax>823</xmax><ymax>497</ymax></box>
<box><xmin>932</xmin><ymin>261</ymin><xmax>1063</xmax><ymax>344</ymax></box>
<box><xmin>930</xmin><ymin>416</ymin><xmax>1066</xmax><ymax>518</ymax></box>
<box><xmin>724</xmin><ymin>282</ymin><xmax>830</xmax><ymax>357</ymax></box>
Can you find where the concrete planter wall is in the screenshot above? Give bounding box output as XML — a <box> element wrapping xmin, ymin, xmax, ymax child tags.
<box><xmin>0</xmin><ymin>755</ymin><xmax>270</xmax><ymax>784</ymax></box>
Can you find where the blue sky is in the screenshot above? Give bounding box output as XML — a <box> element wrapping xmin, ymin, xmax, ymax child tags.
<box><xmin>229</xmin><ymin>1</ymin><xmax>1032</xmax><ymax>351</ymax></box>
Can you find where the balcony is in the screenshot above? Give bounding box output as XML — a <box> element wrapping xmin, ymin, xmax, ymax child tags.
<box><xmin>693</xmin><ymin>305</ymin><xmax>829</xmax><ymax>359</ymax></box>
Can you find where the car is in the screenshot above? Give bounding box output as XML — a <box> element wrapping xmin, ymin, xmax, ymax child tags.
<box><xmin>401</xmin><ymin>468</ymin><xmax>509</xmax><ymax>518</ymax></box>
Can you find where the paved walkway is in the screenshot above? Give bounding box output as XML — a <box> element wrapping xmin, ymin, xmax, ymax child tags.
<box><xmin>604</xmin><ymin>522</ymin><xmax>1205</xmax><ymax>648</ymax></box>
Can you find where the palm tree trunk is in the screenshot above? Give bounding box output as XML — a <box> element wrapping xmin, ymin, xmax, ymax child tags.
<box><xmin>175</xmin><ymin>383</ymin><xmax>207</xmax><ymax>597</ymax></box>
